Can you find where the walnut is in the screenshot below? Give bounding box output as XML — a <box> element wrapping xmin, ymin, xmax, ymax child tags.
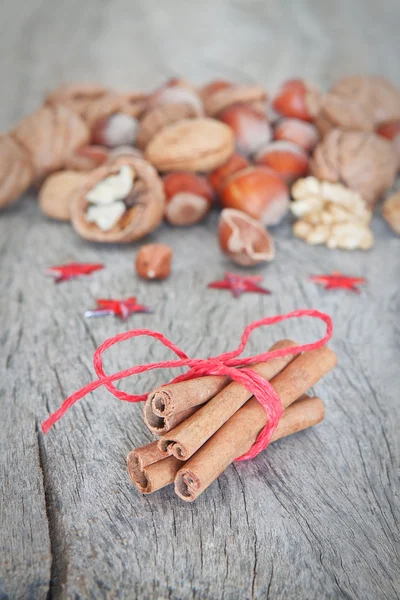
<box><xmin>382</xmin><ymin>192</ymin><xmax>400</xmax><ymax>235</ymax></box>
<box><xmin>314</xmin><ymin>75</ymin><xmax>400</xmax><ymax>134</ymax></box>
<box><xmin>13</xmin><ymin>104</ymin><xmax>89</xmax><ymax>181</ymax></box>
<box><xmin>45</xmin><ymin>83</ymin><xmax>109</xmax><ymax>116</ymax></box>
<box><xmin>291</xmin><ymin>176</ymin><xmax>374</xmax><ymax>250</ymax></box>
<box><xmin>0</xmin><ymin>135</ymin><xmax>34</xmax><ymax>208</ymax></box>
<box><xmin>310</xmin><ymin>129</ymin><xmax>397</xmax><ymax>208</ymax></box>
<box><xmin>70</xmin><ymin>156</ymin><xmax>164</xmax><ymax>243</ymax></box>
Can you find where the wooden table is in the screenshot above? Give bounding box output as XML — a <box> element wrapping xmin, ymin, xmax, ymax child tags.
<box><xmin>1</xmin><ymin>1</ymin><xmax>399</xmax><ymax>598</ymax></box>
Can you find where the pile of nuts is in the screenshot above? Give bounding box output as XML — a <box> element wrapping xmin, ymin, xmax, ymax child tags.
<box><xmin>1</xmin><ymin>74</ymin><xmax>400</xmax><ymax>277</ymax></box>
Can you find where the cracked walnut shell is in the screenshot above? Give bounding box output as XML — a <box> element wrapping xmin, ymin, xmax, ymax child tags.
<box><xmin>0</xmin><ymin>135</ymin><xmax>34</xmax><ymax>208</ymax></box>
<box><xmin>70</xmin><ymin>156</ymin><xmax>164</xmax><ymax>243</ymax></box>
<box><xmin>310</xmin><ymin>129</ymin><xmax>397</xmax><ymax>209</ymax></box>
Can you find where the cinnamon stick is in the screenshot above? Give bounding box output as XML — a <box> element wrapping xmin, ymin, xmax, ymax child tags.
<box><xmin>128</xmin><ymin>394</ymin><xmax>324</xmax><ymax>495</ymax></box>
<box><xmin>127</xmin><ymin>440</ymin><xmax>181</xmax><ymax>494</ymax></box>
<box><xmin>158</xmin><ymin>339</ymin><xmax>299</xmax><ymax>460</ymax></box>
<box><xmin>143</xmin><ymin>374</ymin><xmax>230</xmax><ymax>434</ymax></box>
<box><xmin>174</xmin><ymin>345</ymin><xmax>336</xmax><ymax>501</ymax></box>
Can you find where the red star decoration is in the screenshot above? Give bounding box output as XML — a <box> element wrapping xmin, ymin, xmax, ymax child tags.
<box><xmin>208</xmin><ymin>272</ymin><xmax>271</xmax><ymax>298</ymax></box>
<box><xmin>84</xmin><ymin>297</ymin><xmax>152</xmax><ymax>320</ymax></box>
<box><xmin>47</xmin><ymin>262</ymin><xmax>104</xmax><ymax>283</ymax></box>
<box><xmin>310</xmin><ymin>272</ymin><xmax>367</xmax><ymax>293</ymax></box>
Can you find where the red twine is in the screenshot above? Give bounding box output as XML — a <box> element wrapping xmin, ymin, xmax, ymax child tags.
<box><xmin>41</xmin><ymin>309</ymin><xmax>333</xmax><ymax>461</ymax></box>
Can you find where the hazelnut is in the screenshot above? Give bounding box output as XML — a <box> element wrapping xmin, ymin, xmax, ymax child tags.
<box><xmin>208</xmin><ymin>153</ymin><xmax>250</xmax><ymax>192</ymax></box>
<box><xmin>219</xmin><ymin>208</ymin><xmax>275</xmax><ymax>266</ymax></box>
<box><xmin>382</xmin><ymin>192</ymin><xmax>400</xmax><ymax>235</ymax></box>
<box><xmin>91</xmin><ymin>113</ymin><xmax>139</xmax><ymax>147</ymax></box>
<box><xmin>220</xmin><ymin>166</ymin><xmax>290</xmax><ymax>226</ymax></box>
<box><xmin>135</xmin><ymin>243</ymin><xmax>173</xmax><ymax>280</ymax></box>
<box><xmin>202</xmin><ymin>82</ymin><xmax>268</xmax><ymax>117</ymax></box>
<box><xmin>255</xmin><ymin>141</ymin><xmax>309</xmax><ymax>185</ymax></box>
<box><xmin>274</xmin><ymin>118</ymin><xmax>319</xmax><ymax>151</ymax></box>
<box><xmin>272</xmin><ymin>79</ymin><xmax>316</xmax><ymax>121</ymax></box>
<box><xmin>218</xmin><ymin>104</ymin><xmax>272</xmax><ymax>157</ymax></box>
<box><xmin>39</xmin><ymin>171</ymin><xmax>86</xmax><ymax>221</ymax></box>
<box><xmin>163</xmin><ymin>172</ymin><xmax>214</xmax><ymax>226</ymax></box>
<box><xmin>147</xmin><ymin>79</ymin><xmax>204</xmax><ymax>115</ymax></box>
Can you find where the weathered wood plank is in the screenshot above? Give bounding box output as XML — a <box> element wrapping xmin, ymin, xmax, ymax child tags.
<box><xmin>1</xmin><ymin>0</ymin><xmax>400</xmax><ymax>599</ymax></box>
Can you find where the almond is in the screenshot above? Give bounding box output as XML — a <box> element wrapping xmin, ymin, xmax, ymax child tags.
<box><xmin>145</xmin><ymin>118</ymin><xmax>235</xmax><ymax>173</ymax></box>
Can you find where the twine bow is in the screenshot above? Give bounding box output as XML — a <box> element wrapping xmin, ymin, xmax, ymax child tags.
<box><xmin>42</xmin><ymin>309</ymin><xmax>333</xmax><ymax>461</ymax></box>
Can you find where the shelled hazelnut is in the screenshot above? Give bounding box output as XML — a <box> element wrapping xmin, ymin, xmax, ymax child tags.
<box><xmin>136</xmin><ymin>243</ymin><xmax>173</xmax><ymax>279</ymax></box>
<box><xmin>163</xmin><ymin>172</ymin><xmax>214</xmax><ymax>226</ymax></box>
<box><xmin>220</xmin><ymin>166</ymin><xmax>289</xmax><ymax>226</ymax></box>
<box><xmin>218</xmin><ymin>208</ymin><xmax>275</xmax><ymax>266</ymax></box>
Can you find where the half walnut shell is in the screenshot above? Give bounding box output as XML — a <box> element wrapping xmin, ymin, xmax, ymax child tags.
<box><xmin>218</xmin><ymin>208</ymin><xmax>275</xmax><ymax>266</ymax></box>
<box><xmin>0</xmin><ymin>134</ymin><xmax>34</xmax><ymax>208</ymax></box>
<box><xmin>70</xmin><ymin>156</ymin><xmax>165</xmax><ymax>243</ymax></box>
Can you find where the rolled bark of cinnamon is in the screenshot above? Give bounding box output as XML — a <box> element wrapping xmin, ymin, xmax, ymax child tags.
<box><xmin>128</xmin><ymin>394</ymin><xmax>324</xmax><ymax>495</ymax></box>
<box><xmin>127</xmin><ymin>441</ymin><xmax>181</xmax><ymax>494</ymax></box>
<box><xmin>174</xmin><ymin>345</ymin><xmax>336</xmax><ymax>501</ymax></box>
<box><xmin>158</xmin><ymin>339</ymin><xmax>299</xmax><ymax>460</ymax></box>
<box><xmin>143</xmin><ymin>375</ymin><xmax>230</xmax><ymax>434</ymax></box>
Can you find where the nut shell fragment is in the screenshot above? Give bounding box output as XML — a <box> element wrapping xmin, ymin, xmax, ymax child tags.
<box><xmin>70</xmin><ymin>156</ymin><xmax>164</xmax><ymax>243</ymax></box>
<box><xmin>145</xmin><ymin>118</ymin><xmax>235</xmax><ymax>173</ymax></box>
<box><xmin>219</xmin><ymin>208</ymin><xmax>275</xmax><ymax>266</ymax></box>
<box><xmin>0</xmin><ymin>135</ymin><xmax>34</xmax><ymax>208</ymax></box>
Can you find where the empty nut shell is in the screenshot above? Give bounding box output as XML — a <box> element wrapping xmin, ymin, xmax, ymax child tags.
<box><xmin>135</xmin><ymin>243</ymin><xmax>173</xmax><ymax>280</ymax></box>
<box><xmin>45</xmin><ymin>83</ymin><xmax>109</xmax><ymax>116</ymax></box>
<box><xmin>219</xmin><ymin>208</ymin><xmax>275</xmax><ymax>266</ymax></box>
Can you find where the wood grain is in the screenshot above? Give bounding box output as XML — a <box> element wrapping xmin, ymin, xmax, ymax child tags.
<box><xmin>1</xmin><ymin>1</ymin><xmax>400</xmax><ymax>599</ymax></box>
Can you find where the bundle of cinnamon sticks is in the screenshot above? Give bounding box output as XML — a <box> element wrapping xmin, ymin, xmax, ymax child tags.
<box><xmin>127</xmin><ymin>339</ymin><xmax>337</xmax><ymax>502</ymax></box>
